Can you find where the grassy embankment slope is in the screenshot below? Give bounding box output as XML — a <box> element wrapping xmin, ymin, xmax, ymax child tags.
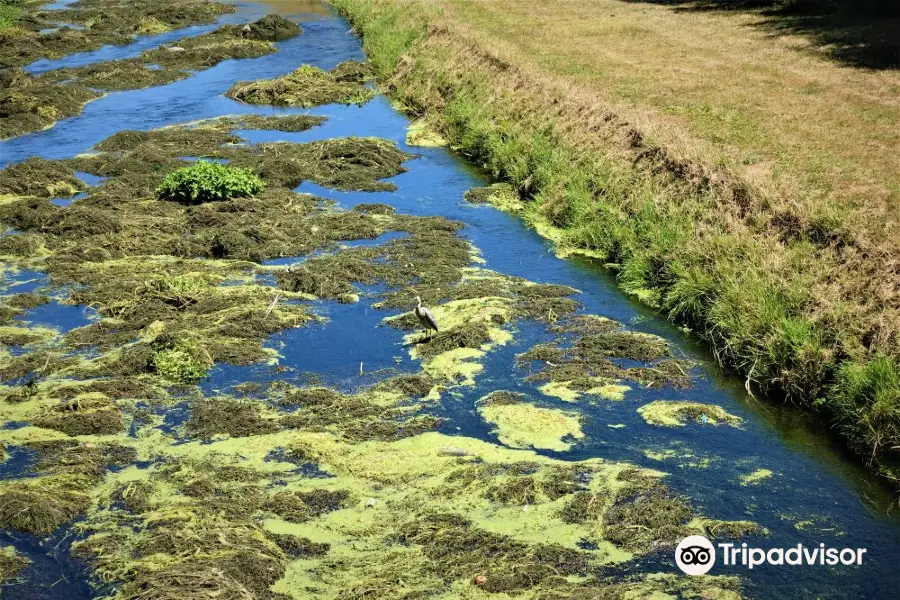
<box><xmin>330</xmin><ymin>0</ymin><xmax>900</xmax><ymax>483</ymax></box>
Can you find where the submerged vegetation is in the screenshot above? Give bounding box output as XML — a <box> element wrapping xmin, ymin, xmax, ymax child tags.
<box><xmin>330</xmin><ymin>0</ymin><xmax>900</xmax><ymax>485</ymax></box>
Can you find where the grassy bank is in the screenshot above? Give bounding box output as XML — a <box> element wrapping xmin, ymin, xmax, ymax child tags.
<box><xmin>330</xmin><ymin>0</ymin><xmax>900</xmax><ymax>485</ymax></box>
<box><xmin>0</xmin><ymin>1</ymin><xmax>24</xmax><ymax>31</ymax></box>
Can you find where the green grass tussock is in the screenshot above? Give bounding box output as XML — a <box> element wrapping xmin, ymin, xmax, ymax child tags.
<box><xmin>330</xmin><ymin>0</ymin><xmax>900</xmax><ymax>485</ymax></box>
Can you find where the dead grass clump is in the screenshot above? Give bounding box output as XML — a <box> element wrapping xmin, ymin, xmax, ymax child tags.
<box><xmin>44</xmin><ymin>205</ymin><xmax>122</xmax><ymax>238</ymax></box>
<box><xmin>353</xmin><ymin>202</ymin><xmax>394</xmax><ymax>214</ymax></box>
<box><xmin>0</xmin><ymin>546</ymin><xmax>30</xmax><ymax>584</ymax></box>
<box><xmin>342</xmin><ymin>414</ymin><xmax>443</xmax><ymax>442</ymax></box>
<box><xmin>215</xmin><ymin>114</ymin><xmax>326</xmax><ymax>132</ymax></box>
<box><xmin>575</xmin><ymin>331</ymin><xmax>670</xmax><ymax>362</ymax></box>
<box><xmin>278</xmin><ymin>385</ymin><xmax>441</xmax><ymax>441</ymax></box>
<box><xmin>397</xmin><ymin>513</ymin><xmax>590</xmax><ymax>593</ymax></box>
<box><xmin>0</xmin><ymin>71</ymin><xmax>102</xmax><ymax>140</ymax></box>
<box><xmin>0</xmin><ymin>350</ymin><xmax>79</xmax><ymax>382</ymax></box>
<box><xmin>115</xmin><ymin>480</ymin><xmax>155</xmax><ymax>514</ymax></box>
<box><xmin>478</xmin><ymin>390</ymin><xmax>525</xmax><ymax>406</ymax></box>
<box><xmin>625</xmin><ymin>360</ymin><xmax>692</xmax><ymax>388</ymax></box>
<box><xmin>186</xmin><ymin>398</ymin><xmax>280</xmax><ymax>439</ymax></box>
<box><xmin>463</xmin><ymin>183</ymin><xmax>519</xmax><ymax>208</ymax></box>
<box><xmin>0</xmin><ymin>474</ymin><xmax>92</xmax><ymax>533</ymax></box>
<box><xmin>520</xmin><ymin>323</ymin><xmax>689</xmax><ymax>390</ymax></box>
<box><xmin>146</xmin><ymin>36</ymin><xmax>275</xmax><ymax>71</ymax></box>
<box><xmin>33</xmin><ymin>393</ymin><xmax>124</xmax><ymax>436</ymax></box>
<box><xmin>69</xmin><ymin>145</ymin><xmax>187</xmax><ymax>178</ymax></box>
<box><xmin>445</xmin><ymin>462</ymin><xmax>585</xmax><ymax>507</ymax></box>
<box><xmin>4</xmin><ymin>292</ymin><xmax>50</xmax><ymax>310</ymax></box>
<box><xmin>550</xmin><ymin>315</ymin><xmax>621</xmax><ymax>335</ymax></box>
<box><xmin>228</xmin><ymin>137</ymin><xmax>410</xmax><ymax>191</ymax></box>
<box><xmin>698</xmin><ymin>519</ymin><xmax>766</xmax><ymax>539</ymax></box>
<box><xmin>0</xmin><ymin>196</ymin><xmax>59</xmax><ymax>230</ymax></box>
<box><xmin>96</xmin><ymin>127</ymin><xmax>240</xmax><ymax>155</ymax></box>
<box><xmin>515</xmin><ymin>343</ymin><xmax>565</xmax><ymax>365</ymax></box>
<box><xmin>463</xmin><ymin>186</ymin><xmax>496</xmax><ymax>204</ymax></box>
<box><xmin>40</xmin><ymin>59</ymin><xmax>190</xmax><ymax>91</ymax></box>
<box><xmin>26</xmin><ymin>439</ymin><xmax>135</xmax><ymax>479</ymax></box>
<box><xmin>415</xmin><ymin>321</ymin><xmax>495</xmax><ymax>359</ymax></box>
<box><xmin>515</xmin><ymin>295</ymin><xmax>579</xmax><ymax>322</ymax></box>
<box><xmin>220</xmin><ymin>14</ymin><xmax>301</xmax><ymax>41</ymax></box>
<box><xmin>226</xmin><ymin>60</ymin><xmax>373</xmax><ymax>108</ymax></box>
<box><xmin>265</xmin><ymin>489</ymin><xmax>351</xmax><ymax>522</ymax></box>
<box><xmin>115</xmin><ymin>563</ymin><xmax>256</xmax><ymax>600</ymax></box>
<box><xmin>0</xmin><ymin>233</ymin><xmax>43</xmax><ymax>257</ymax></box>
<box><xmin>267</xmin><ymin>533</ymin><xmax>329</xmax><ymax>558</ymax></box>
<box><xmin>373</xmin><ymin>373</ymin><xmax>437</xmax><ymax>397</ymax></box>
<box><xmin>559</xmin><ymin>491</ymin><xmax>609</xmax><ymax>524</ymax></box>
<box><xmin>603</xmin><ymin>476</ymin><xmax>692</xmax><ymax>552</ymax></box>
<box><xmin>278</xmin><ymin>386</ymin><xmax>344</xmax><ymax>408</ymax></box>
<box><xmin>0</xmin><ymin>156</ymin><xmax>85</xmax><ymax>198</ymax></box>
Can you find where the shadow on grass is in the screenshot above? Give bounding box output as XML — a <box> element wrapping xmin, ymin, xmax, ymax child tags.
<box><xmin>624</xmin><ymin>0</ymin><xmax>900</xmax><ymax>70</ymax></box>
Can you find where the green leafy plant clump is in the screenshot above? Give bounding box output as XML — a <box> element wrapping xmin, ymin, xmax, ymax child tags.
<box><xmin>152</xmin><ymin>339</ymin><xmax>213</xmax><ymax>383</ymax></box>
<box><xmin>156</xmin><ymin>161</ymin><xmax>265</xmax><ymax>205</ymax></box>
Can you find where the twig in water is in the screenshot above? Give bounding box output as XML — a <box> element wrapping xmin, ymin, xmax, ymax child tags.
<box><xmin>264</xmin><ymin>295</ymin><xmax>281</xmax><ymax>319</ymax></box>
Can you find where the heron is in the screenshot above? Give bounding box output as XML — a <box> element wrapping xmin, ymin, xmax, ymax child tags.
<box><xmin>414</xmin><ymin>296</ymin><xmax>439</xmax><ymax>341</ymax></box>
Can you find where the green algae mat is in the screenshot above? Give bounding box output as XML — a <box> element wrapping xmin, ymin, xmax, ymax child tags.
<box><xmin>0</xmin><ymin>116</ymin><xmax>757</xmax><ymax>598</ymax></box>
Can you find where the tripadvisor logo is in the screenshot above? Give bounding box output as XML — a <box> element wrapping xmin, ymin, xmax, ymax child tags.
<box><xmin>675</xmin><ymin>535</ymin><xmax>868</xmax><ymax>575</ymax></box>
<box><xmin>676</xmin><ymin>535</ymin><xmax>716</xmax><ymax>575</ymax></box>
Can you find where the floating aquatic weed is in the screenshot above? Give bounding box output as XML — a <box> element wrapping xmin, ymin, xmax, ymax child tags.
<box><xmin>276</xmin><ymin>385</ymin><xmax>442</xmax><ymax>442</ymax></box>
<box><xmin>406</xmin><ymin>118</ymin><xmax>447</xmax><ymax>147</ymax></box>
<box><xmin>94</xmin><ymin>126</ymin><xmax>242</xmax><ymax>154</ymax></box>
<box><xmin>477</xmin><ymin>391</ymin><xmax>584</xmax><ymax>452</ymax></box>
<box><xmin>0</xmin><ymin>113</ymin><xmax>763</xmax><ymax>600</ymax></box>
<box><xmin>519</xmin><ymin>316</ymin><xmax>693</xmax><ymax>403</ymax></box>
<box><xmin>739</xmin><ymin>468</ymin><xmax>774</xmax><ymax>485</ymax></box>
<box><xmin>192</xmin><ymin>114</ymin><xmax>327</xmax><ymax>133</ymax></box>
<box><xmin>0</xmin><ymin>68</ymin><xmax>103</xmax><ymax>140</ymax></box>
<box><xmin>463</xmin><ymin>182</ymin><xmax>523</xmax><ymax>211</ymax></box>
<box><xmin>226</xmin><ymin>60</ymin><xmax>374</xmax><ymax>108</ymax></box>
<box><xmin>637</xmin><ymin>400</ymin><xmax>743</xmax><ymax>428</ymax></box>
<box><xmin>2</xmin><ymin>12</ymin><xmax>302</xmax><ymax>138</ymax></box>
<box><xmin>32</xmin><ymin>391</ymin><xmax>124</xmax><ymax>435</ymax></box>
<box><xmin>216</xmin><ymin>13</ymin><xmax>302</xmax><ymax>41</ymax></box>
<box><xmin>186</xmin><ymin>397</ymin><xmax>280</xmax><ymax>439</ymax></box>
<box><xmin>373</xmin><ymin>373</ymin><xmax>439</xmax><ymax>398</ymax></box>
<box><xmin>0</xmin><ymin>324</ymin><xmax>57</xmax><ymax>348</ymax></box>
<box><xmin>226</xmin><ymin>136</ymin><xmax>411</xmax><ymax>191</ymax></box>
<box><xmin>39</xmin><ymin>57</ymin><xmax>191</xmax><ymax>91</ymax></box>
<box><xmin>0</xmin><ymin>473</ymin><xmax>92</xmax><ymax>533</ymax></box>
<box><xmin>151</xmin><ymin>337</ymin><xmax>213</xmax><ymax>383</ymax></box>
<box><xmin>0</xmin><ymin>1</ymin><xmax>244</xmax><ymax>138</ymax></box>
<box><xmin>0</xmin><ymin>156</ymin><xmax>85</xmax><ymax>199</ymax></box>
<box><xmin>266</xmin><ymin>533</ymin><xmax>329</xmax><ymax>558</ymax></box>
<box><xmin>0</xmin><ymin>545</ymin><xmax>30</xmax><ymax>584</ymax></box>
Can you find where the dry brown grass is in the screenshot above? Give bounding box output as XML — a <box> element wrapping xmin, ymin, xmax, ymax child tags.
<box><xmin>445</xmin><ymin>0</ymin><xmax>899</xmax><ymax>241</ymax></box>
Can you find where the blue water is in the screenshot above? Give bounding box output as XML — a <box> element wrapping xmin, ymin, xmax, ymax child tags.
<box><xmin>1</xmin><ymin>2</ymin><xmax>898</xmax><ymax>599</ymax></box>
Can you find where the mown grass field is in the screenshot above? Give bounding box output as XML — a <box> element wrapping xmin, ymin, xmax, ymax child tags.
<box><xmin>330</xmin><ymin>0</ymin><xmax>900</xmax><ymax>484</ymax></box>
